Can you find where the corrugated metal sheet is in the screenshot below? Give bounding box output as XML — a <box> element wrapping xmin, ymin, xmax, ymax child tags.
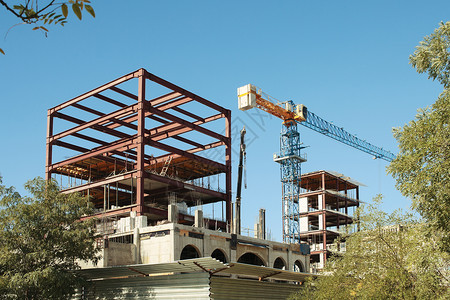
<box><xmin>77</xmin><ymin>257</ymin><xmax>315</xmax><ymax>282</ymax></box>
<box><xmin>77</xmin><ymin>257</ymin><xmax>226</xmax><ymax>280</ymax></box>
<box><xmin>216</xmin><ymin>263</ymin><xmax>314</xmax><ymax>282</ymax></box>
<box><xmin>73</xmin><ymin>273</ymin><xmax>210</xmax><ymax>300</ymax></box>
<box><xmin>210</xmin><ymin>277</ymin><xmax>301</xmax><ymax>300</ymax></box>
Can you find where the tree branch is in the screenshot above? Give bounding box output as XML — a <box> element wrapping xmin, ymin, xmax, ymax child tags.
<box><xmin>0</xmin><ymin>0</ymin><xmax>21</xmax><ymax>18</ymax></box>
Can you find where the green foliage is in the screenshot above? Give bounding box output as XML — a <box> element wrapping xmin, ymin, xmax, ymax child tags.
<box><xmin>0</xmin><ymin>176</ymin><xmax>99</xmax><ymax>299</ymax></box>
<box><xmin>388</xmin><ymin>21</ymin><xmax>450</xmax><ymax>252</ymax></box>
<box><xmin>410</xmin><ymin>21</ymin><xmax>450</xmax><ymax>88</ymax></box>
<box><xmin>0</xmin><ymin>0</ymin><xmax>95</xmax><ymax>54</ymax></box>
<box><xmin>289</xmin><ymin>197</ymin><xmax>449</xmax><ymax>300</ymax></box>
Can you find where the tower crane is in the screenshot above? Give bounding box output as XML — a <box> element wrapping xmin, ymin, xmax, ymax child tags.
<box><xmin>237</xmin><ymin>84</ymin><xmax>395</xmax><ymax>244</ymax></box>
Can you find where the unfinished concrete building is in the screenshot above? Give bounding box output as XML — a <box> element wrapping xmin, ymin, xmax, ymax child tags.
<box><xmin>45</xmin><ymin>69</ymin><xmax>312</xmax><ymax>296</ymax></box>
<box><xmin>298</xmin><ymin>170</ymin><xmax>360</xmax><ymax>272</ymax></box>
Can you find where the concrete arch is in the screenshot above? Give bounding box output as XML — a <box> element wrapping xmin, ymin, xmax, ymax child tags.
<box><xmin>273</xmin><ymin>257</ymin><xmax>286</xmax><ymax>270</ymax></box>
<box><xmin>237</xmin><ymin>252</ymin><xmax>266</xmax><ymax>267</ymax></box>
<box><xmin>180</xmin><ymin>244</ymin><xmax>200</xmax><ymax>260</ymax></box>
<box><xmin>211</xmin><ymin>248</ymin><xmax>228</xmax><ymax>263</ymax></box>
<box><xmin>293</xmin><ymin>259</ymin><xmax>305</xmax><ymax>272</ymax></box>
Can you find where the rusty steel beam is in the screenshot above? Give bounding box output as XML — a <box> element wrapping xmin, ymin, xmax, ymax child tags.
<box><xmin>112</xmin><ymin>118</ymin><xmax>138</xmax><ymax>131</ymax></box>
<box><xmin>102</xmin><ymin>96</ymin><xmax>193</xmax><ymax>131</ymax></box>
<box><xmin>149</xmin><ymin>106</ymin><xmax>226</xmax><ymax>143</ymax></box>
<box><xmin>61</xmin><ymin>171</ymin><xmax>136</xmax><ymax>194</ymax></box>
<box><xmin>144</xmin><ymin>70</ymin><xmax>228</xmax><ymax>114</ymax></box>
<box><xmin>54</xmin><ymin>140</ymin><xmax>91</xmax><ymax>153</ymax></box>
<box><xmin>148</xmin><ymin>141</ymin><xmax>225</xmax><ymax>166</ymax></box>
<box><xmin>72</xmin><ymin>104</ymin><xmax>138</xmax><ymax>131</ymax></box>
<box><xmin>49</xmin><ymin>70</ymin><xmax>138</xmax><ymax>113</ymax></box>
<box><xmin>149</xmin><ymin>113</ymin><xmax>224</xmax><ymax>139</ymax></box>
<box><xmin>80</xmin><ymin>205</ymin><xmax>138</xmax><ymax>221</ymax></box>
<box><xmin>146</xmin><ymin>138</ymin><xmax>226</xmax><ymax>172</ymax></box>
<box><xmin>144</xmin><ymin>171</ymin><xmax>226</xmax><ymax>200</ymax></box>
<box><xmin>110</xmin><ymin>86</ymin><xmax>139</xmax><ymax>100</ymax></box>
<box><xmin>170</xmin><ymin>106</ymin><xmax>204</xmax><ymax>122</ymax></box>
<box><xmin>148</xmin><ymin>115</ymin><xmax>169</xmax><ymax>124</ymax></box>
<box><xmin>93</xmin><ymin>93</ymin><xmax>128</xmax><ymax>108</ymax></box>
<box><xmin>154</xmin><ymin>96</ymin><xmax>194</xmax><ymax>111</ymax></box>
<box><xmin>79</xmin><ymin>205</ymin><xmax>201</xmax><ymax>222</ymax></box>
<box><xmin>49</xmin><ymin>137</ymin><xmax>137</xmax><ymax>172</ymax></box>
<box><xmin>150</xmin><ymin>91</ymin><xmax>182</xmax><ymax>106</ymax></box>
<box><xmin>171</xmin><ymin>135</ymin><xmax>204</xmax><ymax>148</ymax></box>
<box><xmin>72</xmin><ymin>103</ymin><xmax>105</xmax><ymax>116</ymax></box>
<box><xmin>54</xmin><ymin>139</ymin><xmax>139</xmax><ymax>163</ymax></box>
<box><xmin>54</xmin><ymin>112</ymin><xmax>131</xmax><ymax>140</ymax></box>
<box><xmin>50</xmin><ymin>104</ymin><xmax>138</xmax><ymax>143</ymax></box>
<box><xmin>70</xmin><ymin>132</ymin><xmax>155</xmax><ymax>163</ymax></box>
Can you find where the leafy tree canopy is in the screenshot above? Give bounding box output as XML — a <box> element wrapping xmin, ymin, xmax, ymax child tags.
<box><xmin>289</xmin><ymin>197</ymin><xmax>449</xmax><ymax>300</ymax></box>
<box><xmin>388</xmin><ymin>21</ymin><xmax>450</xmax><ymax>252</ymax></box>
<box><xmin>0</xmin><ymin>176</ymin><xmax>99</xmax><ymax>300</ymax></box>
<box><xmin>410</xmin><ymin>21</ymin><xmax>450</xmax><ymax>88</ymax></box>
<box><xmin>0</xmin><ymin>0</ymin><xmax>95</xmax><ymax>55</ymax></box>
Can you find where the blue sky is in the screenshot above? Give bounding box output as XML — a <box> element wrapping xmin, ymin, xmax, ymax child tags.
<box><xmin>0</xmin><ymin>1</ymin><xmax>447</xmax><ymax>241</ymax></box>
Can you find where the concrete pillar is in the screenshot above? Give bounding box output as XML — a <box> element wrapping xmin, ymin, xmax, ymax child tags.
<box><xmin>230</xmin><ymin>248</ymin><xmax>237</xmax><ymax>263</ymax></box>
<box><xmin>287</xmin><ymin>247</ymin><xmax>292</xmax><ymax>271</ymax></box>
<box><xmin>259</xmin><ymin>209</ymin><xmax>266</xmax><ymax>239</ymax></box>
<box><xmin>300</xmin><ymin>216</ymin><xmax>308</xmax><ymax>232</ymax></box>
<box><xmin>299</xmin><ymin>197</ymin><xmax>308</xmax><ymax>213</ymax></box>
<box><xmin>319</xmin><ymin>252</ymin><xmax>325</xmax><ymax>269</ymax></box>
<box><xmin>168</xmin><ymin>204</ymin><xmax>178</xmax><ymax>223</ymax></box>
<box><xmin>133</xmin><ymin>227</ymin><xmax>140</xmax><ymax>264</ymax></box>
<box><xmin>195</xmin><ymin>209</ymin><xmax>203</xmax><ymax>227</ymax></box>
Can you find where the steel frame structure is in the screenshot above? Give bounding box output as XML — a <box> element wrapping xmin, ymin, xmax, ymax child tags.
<box><xmin>46</xmin><ymin>68</ymin><xmax>232</xmax><ymax>228</ymax></box>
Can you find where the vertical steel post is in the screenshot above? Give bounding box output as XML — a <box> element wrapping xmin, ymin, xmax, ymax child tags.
<box><xmin>225</xmin><ymin>110</ymin><xmax>232</xmax><ymax>230</ymax></box>
<box><xmin>321</xmin><ymin>172</ymin><xmax>326</xmax><ymax>255</ymax></box>
<box><xmin>45</xmin><ymin>110</ymin><xmax>53</xmax><ymax>181</ymax></box>
<box><xmin>136</xmin><ymin>69</ymin><xmax>146</xmax><ymax>216</ymax></box>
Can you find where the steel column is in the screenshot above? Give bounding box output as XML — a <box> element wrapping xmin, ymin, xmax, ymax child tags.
<box><xmin>225</xmin><ymin>110</ymin><xmax>232</xmax><ymax>230</ymax></box>
<box><xmin>45</xmin><ymin>110</ymin><xmax>53</xmax><ymax>181</ymax></box>
<box><xmin>136</xmin><ymin>69</ymin><xmax>146</xmax><ymax>216</ymax></box>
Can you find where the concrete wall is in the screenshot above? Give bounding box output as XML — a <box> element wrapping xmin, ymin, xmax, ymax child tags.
<box><xmin>105</xmin><ymin>242</ymin><xmax>135</xmax><ymax>266</ymax></box>
<box><xmin>99</xmin><ymin>222</ymin><xmax>310</xmax><ymax>273</ymax></box>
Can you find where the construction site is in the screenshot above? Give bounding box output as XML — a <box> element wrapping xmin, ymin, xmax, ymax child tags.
<box><xmin>44</xmin><ymin>68</ymin><xmax>395</xmax><ymax>299</ymax></box>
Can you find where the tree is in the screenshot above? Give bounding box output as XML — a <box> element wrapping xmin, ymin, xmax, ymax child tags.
<box><xmin>289</xmin><ymin>197</ymin><xmax>449</xmax><ymax>300</ymax></box>
<box><xmin>410</xmin><ymin>21</ymin><xmax>450</xmax><ymax>88</ymax></box>
<box><xmin>0</xmin><ymin>176</ymin><xmax>99</xmax><ymax>299</ymax></box>
<box><xmin>0</xmin><ymin>0</ymin><xmax>95</xmax><ymax>55</ymax></box>
<box><xmin>388</xmin><ymin>21</ymin><xmax>450</xmax><ymax>252</ymax></box>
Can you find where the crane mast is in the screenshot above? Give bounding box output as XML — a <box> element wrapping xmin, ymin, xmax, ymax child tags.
<box><xmin>237</xmin><ymin>84</ymin><xmax>395</xmax><ymax>243</ymax></box>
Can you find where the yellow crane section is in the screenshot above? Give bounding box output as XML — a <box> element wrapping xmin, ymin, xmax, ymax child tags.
<box><xmin>237</xmin><ymin>84</ymin><xmax>307</xmax><ymax>125</ymax></box>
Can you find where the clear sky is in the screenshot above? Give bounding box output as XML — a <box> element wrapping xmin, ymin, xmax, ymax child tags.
<box><xmin>0</xmin><ymin>0</ymin><xmax>447</xmax><ymax>241</ymax></box>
